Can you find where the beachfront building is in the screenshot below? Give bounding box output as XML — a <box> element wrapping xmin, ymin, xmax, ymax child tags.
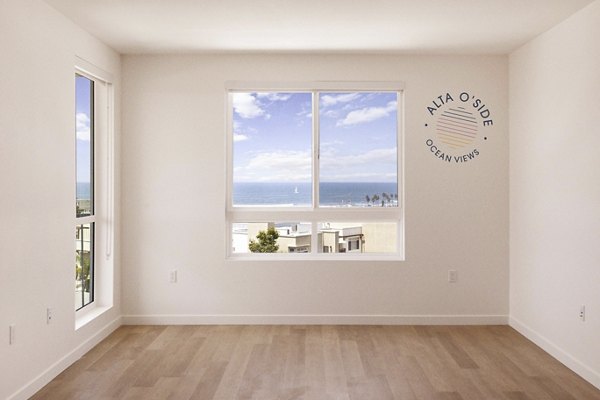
<box><xmin>76</xmin><ymin>199</ymin><xmax>91</xmax><ymax>216</ymax></box>
<box><xmin>232</xmin><ymin>222</ymin><xmax>315</xmax><ymax>254</ymax></box>
<box><xmin>319</xmin><ymin>223</ymin><xmax>364</xmax><ymax>253</ymax></box>
<box><xmin>233</xmin><ymin>222</ymin><xmax>375</xmax><ymax>254</ymax></box>
<box><xmin>277</xmin><ymin>224</ymin><xmax>312</xmax><ymax>253</ymax></box>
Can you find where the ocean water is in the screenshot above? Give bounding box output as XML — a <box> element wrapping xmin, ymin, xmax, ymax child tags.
<box><xmin>233</xmin><ymin>182</ymin><xmax>398</xmax><ymax>207</ymax></box>
<box><xmin>77</xmin><ymin>182</ymin><xmax>91</xmax><ymax>200</ymax></box>
<box><xmin>78</xmin><ymin>182</ymin><xmax>397</xmax><ymax>207</ymax></box>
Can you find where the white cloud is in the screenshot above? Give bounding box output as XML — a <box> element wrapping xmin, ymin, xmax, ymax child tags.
<box><xmin>231</xmin><ymin>92</ymin><xmax>292</xmax><ymax>120</ymax></box>
<box><xmin>320</xmin><ymin>147</ymin><xmax>397</xmax><ymax>182</ymax></box>
<box><xmin>232</xmin><ymin>93</ymin><xmax>266</xmax><ymax>119</ymax></box>
<box><xmin>320</xmin><ymin>140</ymin><xmax>344</xmax><ymax>149</ymax></box>
<box><xmin>320</xmin><ymin>172</ymin><xmax>397</xmax><ymax>182</ymax></box>
<box><xmin>323</xmin><ymin>110</ymin><xmax>338</xmax><ymax>118</ymax></box>
<box><xmin>337</xmin><ymin>101</ymin><xmax>397</xmax><ymax>126</ymax></box>
<box><xmin>296</xmin><ymin>110</ymin><xmax>312</xmax><ymax>119</ymax></box>
<box><xmin>320</xmin><ymin>93</ymin><xmax>361</xmax><ymax>107</ymax></box>
<box><xmin>233</xmin><ymin>133</ymin><xmax>249</xmax><ymax>142</ymax></box>
<box><xmin>256</xmin><ymin>93</ymin><xmax>292</xmax><ymax>102</ymax></box>
<box><xmin>233</xmin><ymin>120</ymin><xmax>257</xmax><ymax>142</ymax></box>
<box><xmin>235</xmin><ymin>150</ymin><xmax>311</xmax><ymax>182</ymax></box>
<box><xmin>321</xmin><ymin>147</ymin><xmax>397</xmax><ymax>169</ymax></box>
<box><xmin>247</xmin><ymin>150</ymin><xmax>310</xmax><ymax>170</ymax></box>
<box><xmin>235</xmin><ymin>147</ymin><xmax>396</xmax><ymax>183</ymax></box>
<box><xmin>76</xmin><ymin>112</ymin><xmax>90</xmax><ymax>141</ymax></box>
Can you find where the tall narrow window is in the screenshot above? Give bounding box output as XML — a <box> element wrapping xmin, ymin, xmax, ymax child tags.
<box><xmin>75</xmin><ymin>74</ymin><xmax>95</xmax><ymax>310</ymax></box>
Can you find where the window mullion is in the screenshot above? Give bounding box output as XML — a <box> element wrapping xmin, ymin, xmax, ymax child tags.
<box><xmin>311</xmin><ymin>91</ymin><xmax>320</xmax><ymax>254</ymax></box>
<box><xmin>75</xmin><ymin>215</ymin><xmax>96</xmax><ymax>225</ymax></box>
<box><xmin>312</xmin><ymin>91</ymin><xmax>320</xmax><ymax>210</ymax></box>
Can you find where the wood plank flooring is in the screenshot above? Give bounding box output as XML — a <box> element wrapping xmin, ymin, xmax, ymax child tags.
<box><xmin>32</xmin><ymin>325</ymin><xmax>600</xmax><ymax>400</ymax></box>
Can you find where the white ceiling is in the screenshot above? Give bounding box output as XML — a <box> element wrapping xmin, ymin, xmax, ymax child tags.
<box><xmin>44</xmin><ymin>0</ymin><xmax>594</xmax><ymax>55</ymax></box>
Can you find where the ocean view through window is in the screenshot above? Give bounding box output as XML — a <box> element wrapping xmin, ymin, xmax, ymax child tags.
<box><xmin>227</xmin><ymin>82</ymin><xmax>404</xmax><ymax>259</ymax></box>
<box><xmin>75</xmin><ymin>73</ymin><xmax>95</xmax><ymax>309</ymax></box>
<box><xmin>73</xmin><ymin>61</ymin><xmax>115</xmax><ymax>326</ymax></box>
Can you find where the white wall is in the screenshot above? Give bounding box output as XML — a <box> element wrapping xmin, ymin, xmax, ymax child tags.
<box><xmin>121</xmin><ymin>54</ymin><xmax>508</xmax><ymax>324</ymax></box>
<box><xmin>509</xmin><ymin>0</ymin><xmax>600</xmax><ymax>389</ymax></box>
<box><xmin>0</xmin><ymin>1</ymin><xmax>121</xmax><ymax>399</ymax></box>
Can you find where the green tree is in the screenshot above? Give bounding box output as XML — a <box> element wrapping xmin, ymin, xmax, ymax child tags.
<box><xmin>249</xmin><ymin>227</ymin><xmax>280</xmax><ymax>253</ymax></box>
<box><xmin>76</xmin><ymin>251</ymin><xmax>91</xmax><ymax>291</ymax></box>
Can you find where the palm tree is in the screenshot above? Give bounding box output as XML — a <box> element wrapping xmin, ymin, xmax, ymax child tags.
<box><xmin>372</xmin><ymin>194</ymin><xmax>380</xmax><ymax>206</ymax></box>
<box><xmin>382</xmin><ymin>192</ymin><xmax>390</xmax><ymax>206</ymax></box>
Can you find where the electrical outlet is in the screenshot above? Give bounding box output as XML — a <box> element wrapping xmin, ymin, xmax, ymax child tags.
<box><xmin>9</xmin><ymin>324</ymin><xmax>16</xmax><ymax>345</ymax></box>
<box><xmin>46</xmin><ymin>308</ymin><xmax>53</xmax><ymax>324</ymax></box>
<box><xmin>448</xmin><ymin>269</ymin><xmax>458</xmax><ymax>283</ymax></box>
<box><xmin>169</xmin><ymin>269</ymin><xmax>178</xmax><ymax>283</ymax></box>
<box><xmin>579</xmin><ymin>305</ymin><xmax>586</xmax><ymax>322</ymax></box>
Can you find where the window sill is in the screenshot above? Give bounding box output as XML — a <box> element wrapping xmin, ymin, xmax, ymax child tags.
<box><xmin>226</xmin><ymin>254</ymin><xmax>405</xmax><ymax>262</ymax></box>
<box><xmin>75</xmin><ymin>304</ymin><xmax>112</xmax><ymax>331</ymax></box>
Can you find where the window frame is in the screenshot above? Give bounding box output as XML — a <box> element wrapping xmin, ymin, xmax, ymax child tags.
<box><xmin>74</xmin><ymin>59</ymin><xmax>115</xmax><ymax>325</ymax></box>
<box><xmin>225</xmin><ymin>82</ymin><xmax>405</xmax><ymax>261</ymax></box>
<box><xmin>75</xmin><ymin>71</ymin><xmax>96</xmax><ymax>311</ymax></box>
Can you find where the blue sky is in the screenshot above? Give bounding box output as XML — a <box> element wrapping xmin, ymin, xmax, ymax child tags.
<box><xmin>232</xmin><ymin>91</ymin><xmax>398</xmax><ymax>183</ymax></box>
<box><xmin>76</xmin><ymin>75</ymin><xmax>92</xmax><ymax>185</ymax></box>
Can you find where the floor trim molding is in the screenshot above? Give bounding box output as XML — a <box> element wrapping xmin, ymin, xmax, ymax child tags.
<box><xmin>122</xmin><ymin>314</ymin><xmax>508</xmax><ymax>325</ymax></box>
<box><xmin>509</xmin><ymin>316</ymin><xmax>600</xmax><ymax>390</ymax></box>
<box><xmin>8</xmin><ymin>316</ymin><xmax>122</xmax><ymax>400</ymax></box>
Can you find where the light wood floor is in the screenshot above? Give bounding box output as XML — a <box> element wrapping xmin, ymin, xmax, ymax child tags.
<box><xmin>33</xmin><ymin>325</ymin><xmax>600</xmax><ymax>400</ymax></box>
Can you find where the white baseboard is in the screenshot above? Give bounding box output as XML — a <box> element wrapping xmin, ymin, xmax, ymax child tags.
<box><xmin>7</xmin><ymin>316</ymin><xmax>122</xmax><ymax>400</ymax></box>
<box><xmin>509</xmin><ymin>316</ymin><xmax>600</xmax><ymax>390</ymax></box>
<box><xmin>122</xmin><ymin>314</ymin><xmax>508</xmax><ymax>325</ymax></box>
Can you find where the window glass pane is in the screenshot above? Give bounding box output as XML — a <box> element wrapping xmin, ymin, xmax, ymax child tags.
<box><xmin>232</xmin><ymin>92</ymin><xmax>312</xmax><ymax>207</ymax></box>
<box><xmin>318</xmin><ymin>222</ymin><xmax>397</xmax><ymax>253</ymax></box>
<box><xmin>319</xmin><ymin>92</ymin><xmax>398</xmax><ymax>207</ymax></box>
<box><xmin>75</xmin><ymin>223</ymin><xmax>94</xmax><ymax>310</ymax></box>
<box><xmin>232</xmin><ymin>222</ymin><xmax>312</xmax><ymax>254</ymax></box>
<box><xmin>76</xmin><ymin>75</ymin><xmax>94</xmax><ymax>217</ymax></box>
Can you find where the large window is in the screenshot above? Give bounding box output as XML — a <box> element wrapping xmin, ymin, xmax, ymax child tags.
<box><xmin>227</xmin><ymin>83</ymin><xmax>404</xmax><ymax>259</ymax></box>
<box><xmin>75</xmin><ymin>73</ymin><xmax>95</xmax><ymax>310</ymax></box>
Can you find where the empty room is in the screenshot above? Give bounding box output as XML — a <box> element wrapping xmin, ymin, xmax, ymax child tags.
<box><xmin>1</xmin><ymin>0</ymin><xmax>599</xmax><ymax>399</ymax></box>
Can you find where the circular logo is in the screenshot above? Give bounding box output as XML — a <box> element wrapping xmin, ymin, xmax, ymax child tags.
<box><xmin>424</xmin><ymin>91</ymin><xmax>493</xmax><ymax>164</ymax></box>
